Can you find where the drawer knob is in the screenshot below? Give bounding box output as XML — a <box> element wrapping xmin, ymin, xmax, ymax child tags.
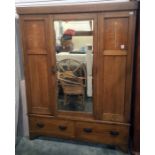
<box><xmin>36</xmin><ymin>122</ymin><xmax>44</xmax><ymax>128</ymax></box>
<box><xmin>59</xmin><ymin>125</ymin><xmax>67</xmax><ymax>131</ymax></box>
<box><xmin>83</xmin><ymin>128</ymin><xmax>92</xmax><ymax>133</ymax></box>
<box><xmin>110</xmin><ymin>131</ymin><xmax>119</xmax><ymax>136</ymax></box>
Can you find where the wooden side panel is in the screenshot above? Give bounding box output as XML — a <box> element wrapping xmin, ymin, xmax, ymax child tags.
<box><xmin>132</xmin><ymin>9</ymin><xmax>140</xmax><ymax>153</ymax></box>
<box><xmin>98</xmin><ymin>12</ymin><xmax>136</xmax><ymax>122</ymax></box>
<box><xmin>27</xmin><ymin>55</ymin><xmax>50</xmax><ymax>114</ymax></box>
<box><xmin>20</xmin><ymin>15</ymin><xmax>55</xmax><ymax>115</ymax></box>
<box><xmin>102</xmin><ymin>56</ymin><xmax>126</xmax><ymax>121</ymax></box>
<box><xmin>104</xmin><ymin>18</ymin><xmax>128</xmax><ymax>50</ymax></box>
<box><xmin>24</xmin><ymin>20</ymin><xmax>47</xmax><ymax>54</ymax></box>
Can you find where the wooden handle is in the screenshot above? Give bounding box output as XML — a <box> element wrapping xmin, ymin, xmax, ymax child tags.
<box><xmin>58</xmin><ymin>125</ymin><xmax>67</xmax><ymax>131</ymax></box>
<box><xmin>110</xmin><ymin>131</ymin><xmax>119</xmax><ymax>136</ymax></box>
<box><xmin>36</xmin><ymin>122</ymin><xmax>44</xmax><ymax>128</ymax></box>
<box><xmin>83</xmin><ymin>128</ymin><xmax>92</xmax><ymax>133</ymax></box>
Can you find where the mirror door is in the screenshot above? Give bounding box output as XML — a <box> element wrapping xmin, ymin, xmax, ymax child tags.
<box><xmin>52</xmin><ymin>14</ymin><xmax>97</xmax><ymax>117</ymax></box>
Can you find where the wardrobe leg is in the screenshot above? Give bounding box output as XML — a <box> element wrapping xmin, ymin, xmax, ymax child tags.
<box><xmin>29</xmin><ymin>133</ymin><xmax>38</xmax><ymax>140</ymax></box>
<box><xmin>117</xmin><ymin>144</ymin><xmax>129</xmax><ymax>153</ymax></box>
<box><xmin>131</xmin><ymin>152</ymin><xmax>140</xmax><ymax>155</ymax></box>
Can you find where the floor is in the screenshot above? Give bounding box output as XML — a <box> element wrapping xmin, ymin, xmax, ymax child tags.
<box><xmin>58</xmin><ymin>95</ymin><xmax>93</xmax><ymax>112</ymax></box>
<box><xmin>16</xmin><ymin>137</ymin><xmax>130</xmax><ymax>155</ymax></box>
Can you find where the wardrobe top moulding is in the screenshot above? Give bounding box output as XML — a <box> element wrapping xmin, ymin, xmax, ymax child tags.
<box><xmin>16</xmin><ymin>1</ymin><xmax>138</xmax><ymax>15</ymax></box>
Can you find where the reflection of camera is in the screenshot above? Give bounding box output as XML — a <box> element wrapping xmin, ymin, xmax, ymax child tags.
<box><xmin>61</xmin><ymin>37</ymin><xmax>74</xmax><ymax>52</ymax></box>
<box><xmin>60</xmin><ymin>29</ymin><xmax>76</xmax><ymax>52</ymax></box>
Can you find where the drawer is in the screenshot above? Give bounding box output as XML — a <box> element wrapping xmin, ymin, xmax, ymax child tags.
<box><xmin>76</xmin><ymin>122</ymin><xmax>129</xmax><ymax>145</ymax></box>
<box><xmin>29</xmin><ymin>116</ymin><xmax>75</xmax><ymax>138</ymax></box>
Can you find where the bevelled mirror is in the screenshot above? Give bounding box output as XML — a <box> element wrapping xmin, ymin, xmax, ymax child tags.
<box><xmin>54</xmin><ymin>20</ymin><xmax>94</xmax><ymax>113</ymax></box>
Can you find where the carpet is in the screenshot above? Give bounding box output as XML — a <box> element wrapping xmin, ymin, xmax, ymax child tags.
<box><xmin>15</xmin><ymin>137</ymin><xmax>130</xmax><ymax>155</ymax></box>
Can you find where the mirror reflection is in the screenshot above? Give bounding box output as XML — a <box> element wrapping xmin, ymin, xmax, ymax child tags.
<box><xmin>54</xmin><ymin>20</ymin><xmax>93</xmax><ymax>112</ymax></box>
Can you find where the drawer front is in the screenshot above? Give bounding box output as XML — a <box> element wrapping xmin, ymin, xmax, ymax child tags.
<box><xmin>76</xmin><ymin>122</ymin><xmax>129</xmax><ymax>145</ymax></box>
<box><xmin>29</xmin><ymin>116</ymin><xmax>75</xmax><ymax>138</ymax></box>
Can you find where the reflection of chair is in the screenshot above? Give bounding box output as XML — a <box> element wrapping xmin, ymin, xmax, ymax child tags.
<box><xmin>57</xmin><ymin>59</ymin><xmax>86</xmax><ymax>107</ymax></box>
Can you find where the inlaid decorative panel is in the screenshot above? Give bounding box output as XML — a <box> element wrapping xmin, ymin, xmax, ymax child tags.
<box><xmin>102</xmin><ymin>56</ymin><xmax>126</xmax><ymax>121</ymax></box>
<box><xmin>104</xmin><ymin>18</ymin><xmax>128</xmax><ymax>50</ymax></box>
<box><xmin>24</xmin><ymin>20</ymin><xmax>47</xmax><ymax>54</ymax></box>
<box><xmin>27</xmin><ymin>55</ymin><xmax>51</xmax><ymax>114</ymax></box>
<box><xmin>21</xmin><ymin>16</ymin><xmax>54</xmax><ymax>115</ymax></box>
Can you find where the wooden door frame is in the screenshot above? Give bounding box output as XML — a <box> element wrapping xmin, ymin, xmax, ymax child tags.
<box><xmin>19</xmin><ymin>15</ymin><xmax>56</xmax><ymax>115</ymax></box>
<box><xmin>50</xmin><ymin>13</ymin><xmax>98</xmax><ymax>120</ymax></box>
<box><xmin>98</xmin><ymin>11</ymin><xmax>137</xmax><ymax>122</ymax></box>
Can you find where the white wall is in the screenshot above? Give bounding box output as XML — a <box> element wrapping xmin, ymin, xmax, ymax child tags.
<box><xmin>15</xmin><ymin>17</ymin><xmax>22</xmax><ymax>139</ymax></box>
<box><xmin>15</xmin><ymin>17</ymin><xmax>27</xmax><ymax>140</ymax></box>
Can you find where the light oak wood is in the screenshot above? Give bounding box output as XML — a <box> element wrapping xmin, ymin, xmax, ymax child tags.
<box><xmin>23</xmin><ymin>19</ymin><xmax>47</xmax><ymax>54</ymax></box>
<box><xmin>104</xmin><ymin>17</ymin><xmax>128</xmax><ymax>50</ymax></box>
<box><xmin>27</xmin><ymin>55</ymin><xmax>50</xmax><ymax>114</ymax></box>
<box><xmin>29</xmin><ymin>116</ymin><xmax>75</xmax><ymax>138</ymax></box>
<box><xmin>29</xmin><ymin>114</ymin><xmax>130</xmax><ymax>126</ymax></box>
<box><xmin>20</xmin><ymin>15</ymin><xmax>56</xmax><ymax>115</ymax></box>
<box><xmin>102</xmin><ymin>56</ymin><xmax>126</xmax><ymax>122</ymax></box>
<box><xmin>103</xmin><ymin>50</ymin><xmax>127</xmax><ymax>56</ymax></box>
<box><xmin>97</xmin><ymin>11</ymin><xmax>136</xmax><ymax>123</ymax></box>
<box><xmin>76</xmin><ymin>121</ymin><xmax>129</xmax><ymax>145</ymax></box>
<box><xmin>16</xmin><ymin>1</ymin><xmax>138</xmax><ymax>15</ymax></box>
<box><xmin>29</xmin><ymin>115</ymin><xmax>129</xmax><ymax>151</ymax></box>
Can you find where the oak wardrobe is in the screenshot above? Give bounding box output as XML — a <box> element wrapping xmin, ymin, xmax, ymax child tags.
<box><xmin>17</xmin><ymin>1</ymin><xmax>138</xmax><ymax>152</ymax></box>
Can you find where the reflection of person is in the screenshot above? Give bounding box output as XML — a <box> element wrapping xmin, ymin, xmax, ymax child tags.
<box><xmin>56</xmin><ymin>43</ymin><xmax>62</xmax><ymax>53</ymax></box>
<box><xmin>61</xmin><ymin>29</ymin><xmax>75</xmax><ymax>52</ymax></box>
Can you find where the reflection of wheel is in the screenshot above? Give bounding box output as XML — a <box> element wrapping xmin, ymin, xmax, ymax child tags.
<box><xmin>57</xmin><ymin>59</ymin><xmax>86</xmax><ymax>84</ymax></box>
<box><xmin>57</xmin><ymin>59</ymin><xmax>86</xmax><ymax>108</ymax></box>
